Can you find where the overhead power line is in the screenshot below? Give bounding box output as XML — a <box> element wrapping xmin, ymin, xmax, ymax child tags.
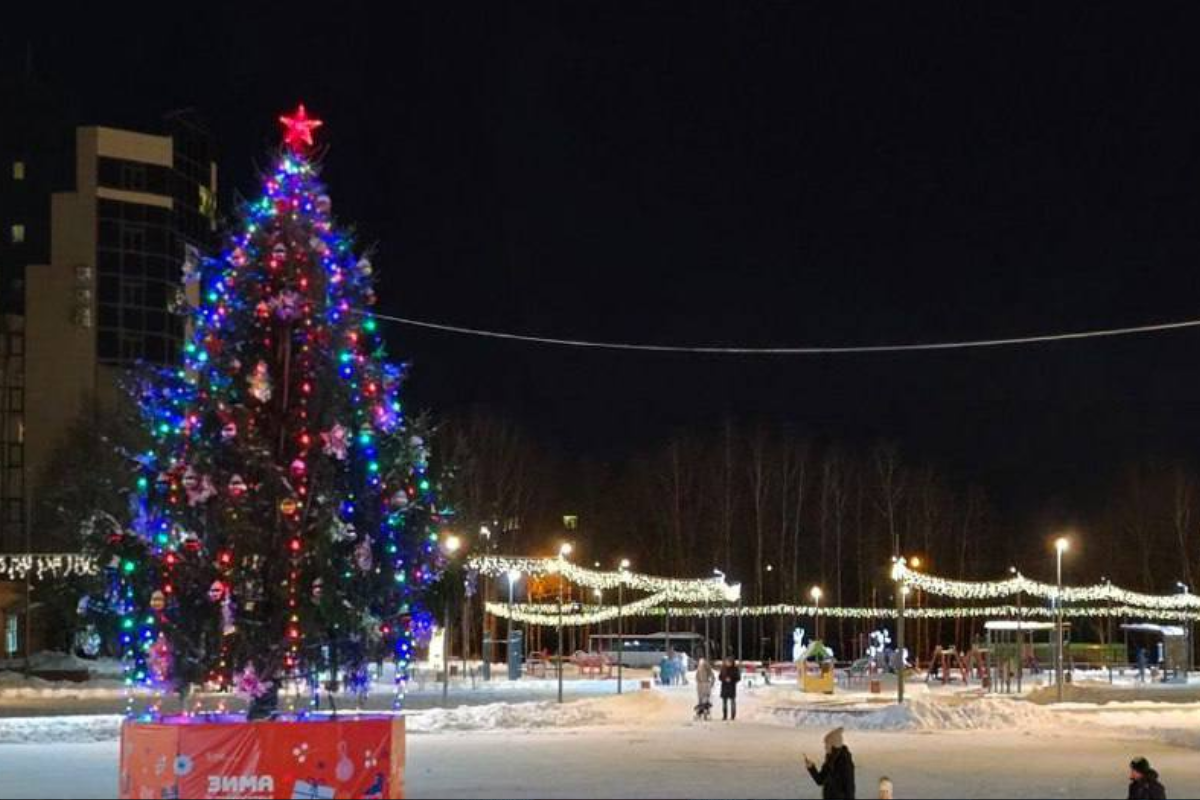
<box><xmin>368</xmin><ymin>312</ymin><xmax>1200</xmax><ymax>355</ymax></box>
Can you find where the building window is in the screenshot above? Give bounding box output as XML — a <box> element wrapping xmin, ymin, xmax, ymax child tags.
<box><xmin>8</xmin><ymin>333</ymin><xmax>23</xmax><ymax>357</ymax></box>
<box><xmin>4</xmin><ymin>615</ymin><xmax>18</xmax><ymax>657</ymax></box>
<box><xmin>121</xmin><ymin>225</ymin><xmax>146</xmax><ymax>253</ymax></box>
<box><xmin>2</xmin><ymin>499</ymin><xmax>20</xmax><ymax>525</ymax></box>
<box><xmin>199</xmin><ymin>184</ymin><xmax>217</xmax><ymax>221</ymax></box>
<box><xmin>120</xmin><ymin>334</ymin><xmax>145</xmax><ymax>362</ymax></box>
<box><xmin>9</xmin><ymin>224</ymin><xmax>24</xmax><ymax>244</ymax></box>
<box><xmin>5</xmin><ymin>444</ymin><xmax>21</xmax><ymax>469</ymax></box>
<box><xmin>120</xmin><ymin>163</ymin><xmax>147</xmax><ymax>192</ymax></box>
<box><xmin>5</xmin><ymin>388</ymin><xmax>20</xmax><ymax>413</ymax></box>
<box><xmin>11</xmin><ymin>161</ymin><xmax>24</xmax><ymax>181</ymax></box>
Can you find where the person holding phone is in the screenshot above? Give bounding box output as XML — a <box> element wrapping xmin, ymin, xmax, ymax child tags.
<box><xmin>804</xmin><ymin>727</ymin><xmax>856</xmax><ymax>799</ymax></box>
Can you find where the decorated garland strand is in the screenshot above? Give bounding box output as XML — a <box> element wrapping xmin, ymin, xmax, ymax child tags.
<box><xmin>892</xmin><ymin>562</ymin><xmax>1200</xmax><ymax>610</ymax></box>
<box><xmin>486</xmin><ymin>600</ymin><xmax>1200</xmax><ymax>627</ymax></box>
<box><xmin>468</xmin><ymin>555</ymin><xmax>740</xmax><ymax>603</ymax></box>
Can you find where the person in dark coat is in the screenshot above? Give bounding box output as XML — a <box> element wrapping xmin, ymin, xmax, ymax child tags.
<box><xmin>805</xmin><ymin>727</ymin><xmax>856</xmax><ymax>800</ymax></box>
<box><xmin>1128</xmin><ymin>756</ymin><xmax>1166</xmax><ymax>800</ymax></box>
<box><xmin>718</xmin><ymin>657</ymin><xmax>741</xmax><ymax>721</ymax></box>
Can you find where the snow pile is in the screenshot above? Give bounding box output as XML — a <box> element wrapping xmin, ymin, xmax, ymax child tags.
<box><xmin>0</xmin><ymin>675</ymin><xmax>127</xmax><ymax>700</ymax></box>
<box><xmin>0</xmin><ymin>715</ymin><xmax>122</xmax><ymax>744</ymax></box>
<box><xmin>407</xmin><ymin>688</ymin><xmax>671</xmax><ymax>734</ymax></box>
<box><xmin>0</xmin><ymin>652</ymin><xmax>121</xmax><ymax>677</ymax></box>
<box><xmin>1026</xmin><ymin>681</ymin><xmax>1200</xmax><ymax>705</ymax></box>
<box><xmin>756</xmin><ymin>695</ymin><xmax>1058</xmax><ymax>732</ymax></box>
<box><xmin>407</xmin><ymin>700</ymin><xmax>610</xmax><ymax>733</ymax></box>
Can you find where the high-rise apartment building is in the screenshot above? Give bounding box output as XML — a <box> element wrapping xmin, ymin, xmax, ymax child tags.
<box><xmin>0</xmin><ymin>108</ymin><xmax>217</xmax><ymax>556</ymax></box>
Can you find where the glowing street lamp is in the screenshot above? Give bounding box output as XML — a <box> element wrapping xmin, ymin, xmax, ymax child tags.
<box><xmin>556</xmin><ymin>542</ymin><xmax>573</xmax><ymax>703</ymax></box>
<box><xmin>440</xmin><ymin>533</ymin><xmax>463</xmax><ymax>705</ymax></box>
<box><xmin>617</xmin><ymin>558</ymin><xmax>630</xmax><ymax>693</ymax></box>
<box><xmin>810</xmin><ymin>586</ymin><xmax>823</xmax><ymax>640</ymax></box>
<box><xmin>1053</xmin><ymin>535</ymin><xmax>1070</xmax><ymax>703</ymax></box>
<box><xmin>506</xmin><ymin>568</ymin><xmax>521</xmax><ymax>671</ymax></box>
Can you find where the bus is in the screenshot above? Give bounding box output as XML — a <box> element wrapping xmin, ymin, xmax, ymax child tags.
<box><xmin>588</xmin><ymin>632</ymin><xmax>710</xmax><ymax>668</ymax></box>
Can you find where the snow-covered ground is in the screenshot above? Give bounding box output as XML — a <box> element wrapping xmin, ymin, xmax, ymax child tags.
<box><xmin>1</xmin><ymin>674</ymin><xmax>1199</xmax><ymax>798</ymax></box>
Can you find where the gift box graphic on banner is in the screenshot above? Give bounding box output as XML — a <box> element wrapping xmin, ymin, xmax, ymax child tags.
<box><xmin>119</xmin><ymin>715</ymin><xmax>404</xmax><ymax>799</ymax></box>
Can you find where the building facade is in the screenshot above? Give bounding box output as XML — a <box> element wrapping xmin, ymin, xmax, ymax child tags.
<box><xmin>0</xmin><ymin>114</ymin><xmax>217</xmax><ymax>655</ymax></box>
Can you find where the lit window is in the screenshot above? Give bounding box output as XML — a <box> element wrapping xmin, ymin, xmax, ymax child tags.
<box><xmin>199</xmin><ymin>184</ymin><xmax>217</xmax><ymax>220</ymax></box>
<box><xmin>12</xmin><ymin>161</ymin><xmax>24</xmax><ymax>180</ymax></box>
<box><xmin>4</xmin><ymin>614</ymin><xmax>18</xmax><ymax>657</ymax></box>
<box><xmin>10</xmin><ymin>224</ymin><xmax>24</xmax><ymax>244</ymax></box>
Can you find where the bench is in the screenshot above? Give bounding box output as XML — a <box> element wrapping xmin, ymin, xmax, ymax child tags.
<box><xmin>571</xmin><ymin>651</ymin><xmax>614</xmax><ymax>678</ymax></box>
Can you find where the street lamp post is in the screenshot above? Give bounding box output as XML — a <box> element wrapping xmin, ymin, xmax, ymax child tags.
<box><xmin>557</xmin><ymin>542</ymin><xmax>572</xmax><ymax>704</ymax></box>
<box><xmin>618</xmin><ymin>559</ymin><xmax>629</xmax><ymax>694</ymax></box>
<box><xmin>1178</xmin><ymin>582</ymin><xmax>1193</xmax><ymax>676</ymax></box>
<box><xmin>714</xmin><ymin>569</ymin><xmax>727</xmax><ymax>658</ymax></box>
<box><xmin>507</xmin><ymin>569</ymin><xmax>520</xmax><ymax>678</ymax></box>
<box><xmin>1055</xmin><ymin>536</ymin><xmax>1069</xmax><ymax>703</ymax></box>
<box><xmin>892</xmin><ymin>559</ymin><xmax>906</xmax><ymax>704</ymax></box>
<box><xmin>1011</xmin><ymin>566</ymin><xmax>1023</xmax><ymax>694</ymax></box>
<box><xmin>441</xmin><ymin>534</ymin><xmax>462</xmax><ymax>706</ymax></box>
<box><xmin>810</xmin><ymin>586</ymin><xmax>823</xmax><ymax>641</ymax></box>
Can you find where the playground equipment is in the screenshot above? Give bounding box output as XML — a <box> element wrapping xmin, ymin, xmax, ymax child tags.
<box><xmin>797</xmin><ymin>640</ymin><xmax>836</xmax><ymax>694</ymax></box>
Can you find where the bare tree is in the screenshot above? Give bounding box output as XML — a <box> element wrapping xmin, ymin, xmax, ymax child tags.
<box><xmin>1172</xmin><ymin>464</ymin><xmax>1195</xmax><ymax>589</ymax></box>
<box><xmin>873</xmin><ymin>443</ymin><xmax>905</xmax><ymax>557</ymax></box>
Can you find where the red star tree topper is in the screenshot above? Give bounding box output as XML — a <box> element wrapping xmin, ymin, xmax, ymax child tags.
<box><xmin>279</xmin><ymin>103</ymin><xmax>323</xmax><ymax>151</ymax></box>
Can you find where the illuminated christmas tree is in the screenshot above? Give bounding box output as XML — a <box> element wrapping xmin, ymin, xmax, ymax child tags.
<box><xmin>87</xmin><ymin>105</ymin><xmax>443</xmax><ymax>716</ymax></box>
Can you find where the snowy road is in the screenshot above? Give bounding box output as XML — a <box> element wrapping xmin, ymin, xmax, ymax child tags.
<box><xmin>1</xmin><ymin>683</ymin><xmax>1199</xmax><ymax>798</ymax></box>
<box><xmin>1</xmin><ymin>722</ymin><xmax>1197</xmax><ymax>798</ymax></box>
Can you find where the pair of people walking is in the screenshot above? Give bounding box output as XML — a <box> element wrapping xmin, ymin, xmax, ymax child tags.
<box><xmin>692</xmin><ymin>656</ymin><xmax>741</xmax><ymax>721</ymax></box>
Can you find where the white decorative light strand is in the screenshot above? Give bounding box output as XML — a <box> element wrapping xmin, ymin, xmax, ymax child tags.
<box><xmin>468</xmin><ymin>555</ymin><xmax>740</xmax><ymax>603</ymax></box>
<box><xmin>486</xmin><ymin>601</ymin><xmax>1200</xmax><ymax>627</ymax></box>
<box><xmin>0</xmin><ymin>553</ymin><xmax>99</xmax><ymax>582</ymax></box>
<box><xmin>892</xmin><ymin>563</ymin><xmax>1200</xmax><ymax>610</ymax></box>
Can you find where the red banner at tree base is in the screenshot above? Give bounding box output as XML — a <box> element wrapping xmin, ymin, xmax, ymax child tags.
<box><xmin>119</xmin><ymin>714</ymin><xmax>404</xmax><ymax>799</ymax></box>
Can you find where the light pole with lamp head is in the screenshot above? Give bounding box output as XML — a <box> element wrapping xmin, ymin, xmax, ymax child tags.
<box><xmin>506</xmin><ymin>569</ymin><xmax>521</xmax><ymax>678</ymax></box>
<box><xmin>891</xmin><ymin>558</ymin><xmax>906</xmax><ymax>704</ymax></box>
<box><xmin>1011</xmin><ymin>565</ymin><xmax>1023</xmax><ymax>693</ymax></box>
<box><xmin>1177</xmin><ymin>581</ymin><xmax>1193</xmax><ymax>676</ymax></box>
<box><xmin>618</xmin><ymin>558</ymin><xmax>630</xmax><ymax>693</ymax></box>
<box><xmin>1054</xmin><ymin>536</ymin><xmax>1069</xmax><ymax>703</ymax></box>
<box><xmin>557</xmin><ymin>542</ymin><xmax>572</xmax><ymax>704</ymax></box>
<box><xmin>441</xmin><ymin>533</ymin><xmax>462</xmax><ymax>705</ymax></box>
<box><xmin>714</xmin><ymin>569</ymin><xmax>727</xmax><ymax>658</ymax></box>
<box><xmin>810</xmin><ymin>586</ymin><xmax>823</xmax><ymax>641</ymax></box>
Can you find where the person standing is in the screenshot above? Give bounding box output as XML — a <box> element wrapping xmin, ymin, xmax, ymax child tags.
<box><xmin>694</xmin><ymin>657</ymin><xmax>715</xmax><ymax>717</ymax></box>
<box><xmin>718</xmin><ymin>657</ymin><xmax>741</xmax><ymax>721</ymax></box>
<box><xmin>804</xmin><ymin>727</ymin><xmax>856</xmax><ymax>799</ymax></box>
<box><xmin>1127</xmin><ymin>757</ymin><xmax>1166</xmax><ymax>800</ymax></box>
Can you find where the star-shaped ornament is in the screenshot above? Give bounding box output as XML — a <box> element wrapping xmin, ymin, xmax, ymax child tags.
<box><xmin>279</xmin><ymin>103</ymin><xmax>323</xmax><ymax>151</ymax></box>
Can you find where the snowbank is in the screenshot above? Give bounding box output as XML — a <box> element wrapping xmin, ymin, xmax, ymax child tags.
<box><xmin>407</xmin><ymin>688</ymin><xmax>671</xmax><ymax>734</ymax></box>
<box><xmin>0</xmin><ymin>652</ymin><xmax>122</xmax><ymax>677</ymax></box>
<box><xmin>407</xmin><ymin>700</ymin><xmax>609</xmax><ymax>733</ymax></box>
<box><xmin>0</xmin><ymin>714</ymin><xmax>121</xmax><ymax>744</ymax></box>
<box><xmin>755</xmin><ymin>694</ymin><xmax>1058</xmax><ymax>732</ymax></box>
<box><xmin>0</xmin><ymin>674</ymin><xmax>126</xmax><ymax>700</ymax></box>
<box><xmin>1026</xmin><ymin>681</ymin><xmax>1200</xmax><ymax>705</ymax></box>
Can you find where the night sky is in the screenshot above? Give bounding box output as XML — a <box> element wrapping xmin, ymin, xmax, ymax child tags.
<box><xmin>8</xmin><ymin>3</ymin><xmax>1200</xmax><ymax>528</ymax></box>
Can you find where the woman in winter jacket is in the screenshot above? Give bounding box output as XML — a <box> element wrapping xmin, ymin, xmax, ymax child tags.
<box><xmin>1128</xmin><ymin>757</ymin><xmax>1167</xmax><ymax>800</ymax></box>
<box><xmin>694</xmin><ymin>658</ymin><xmax>715</xmax><ymax>705</ymax></box>
<box><xmin>805</xmin><ymin>727</ymin><xmax>856</xmax><ymax>799</ymax></box>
